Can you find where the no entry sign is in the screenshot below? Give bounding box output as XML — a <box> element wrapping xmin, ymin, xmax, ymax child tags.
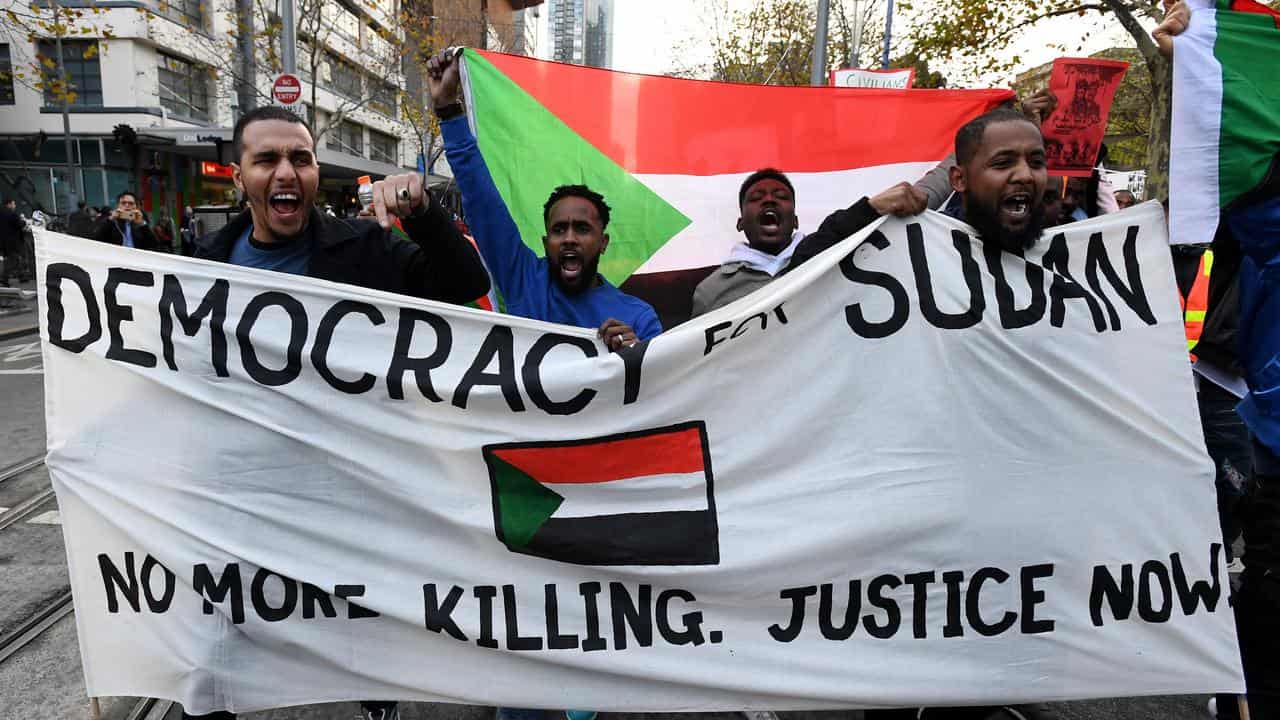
<box><xmin>272</xmin><ymin>74</ymin><xmax>302</xmax><ymax>105</ymax></box>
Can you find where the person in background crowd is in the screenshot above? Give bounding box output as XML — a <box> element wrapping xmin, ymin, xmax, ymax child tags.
<box><xmin>1172</xmin><ymin>236</ymin><xmax>1252</xmax><ymax>569</ymax></box>
<box><xmin>1212</xmin><ymin>193</ymin><xmax>1280</xmax><ymax>720</ymax></box>
<box><xmin>179</xmin><ymin>206</ymin><xmax>199</xmax><ymax>254</ymax></box>
<box><xmin>1062</xmin><ymin>175</ymin><xmax>1097</xmax><ymax>222</ymax></box>
<box><xmin>153</xmin><ymin>215</ymin><xmax>175</xmax><ymax>252</ymax></box>
<box><xmin>93</xmin><ymin>191</ymin><xmax>157</xmax><ymax>250</ymax></box>
<box><xmin>0</xmin><ymin>197</ymin><xmax>25</xmax><ymax>286</ymax></box>
<box><xmin>1114</xmin><ymin>188</ymin><xmax>1136</xmax><ymax>209</ymax></box>
<box><xmin>1042</xmin><ymin>176</ymin><xmax>1066</xmax><ymax>229</ymax></box>
<box><xmin>183</xmin><ymin>104</ymin><xmax>489</xmax><ymax>720</ymax></box>
<box><xmin>67</xmin><ymin>201</ymin><xmax>95</xmax><ymax>237</ymax></box>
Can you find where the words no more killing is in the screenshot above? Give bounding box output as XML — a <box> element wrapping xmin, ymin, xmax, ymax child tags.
<box><xmin>95</xmin><ymin>544</ymin><xmax>1227</xmax><ymax>652</ymax></box>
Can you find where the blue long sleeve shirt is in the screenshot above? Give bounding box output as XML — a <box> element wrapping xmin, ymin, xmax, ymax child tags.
<box><xmin>1229</xmin><ymin>195</ymin><xmax>1280</xmax><ymax>461</ymax></box>
<box><xmin>441</xmin><ymin>116</ymin><xmax>662</xmax><ymax>340</ymax></box>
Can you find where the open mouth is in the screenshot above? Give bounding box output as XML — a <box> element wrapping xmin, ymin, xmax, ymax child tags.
<box><xmin>759</xmin><ymin>209</ymin><xmax>782</xmax><ymax>234</ymax></box>
<box><xmin>559</xmin><ymin>250</ymin><xmax>583</xmax><ymax>281</ymax></box>
<box><xmin>269</xmin><ymin>191</ymin><xmax>302</xmax><ymax>217</ymax></box>
<box><xmin>1001</xmin><ymin>193</ymin><xmax>1031</xmax><ymax>222</ymax></box>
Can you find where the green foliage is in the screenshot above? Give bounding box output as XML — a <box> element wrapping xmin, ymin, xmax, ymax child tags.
<box><xmin>889</xmin><ymin>50</ymin><xmax>947</xmax><ymax>88</ymax></box>
<box><xmin>673</xmin><ymin>0</ymin><xmax>889</xmax><ymax>86</ymax></box>
<box><xmin>905</xmin><ymin>0</ymin><xmax>1164</xmax><ymax>84</ymax></box>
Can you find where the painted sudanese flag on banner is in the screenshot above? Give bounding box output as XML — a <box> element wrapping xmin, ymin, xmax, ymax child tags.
<box><xmin>485</xmin><ymin>422</ymin><xmax>717</xmax><ymax>566</ymax></box>
<box><xmin>458</xmin><ymin>50</ymin><xmax>1011</xmax><ymax>324</ymax></box>
<box><xmin>1171</xmin><ymin>0</ymin><xmax>1280</xmax><ymax>245</ymax></box>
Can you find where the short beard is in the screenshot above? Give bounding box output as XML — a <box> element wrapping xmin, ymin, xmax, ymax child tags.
<box><xmin>548</xmin><ymin>253</ymin><xmax>601</xmax><ymax>295</ymax></box>
<box><xmin>965</xmin><ymin>200</ymin><xmax>1046</xmax><ymax>254</ymax></box>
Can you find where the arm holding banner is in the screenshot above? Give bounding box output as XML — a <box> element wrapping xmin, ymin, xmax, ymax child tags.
<box><xmin>387</xmin><ymin>184</ymin><xmax>493</xmax><ymax>303</ymax></box>
<box><xmin>431</xmin><ymin>50</ymin><xmax>541</xmax><ymax>305</ymax></box>
<box><xmin>782</xmin><ymin>183</ymin><xmax>926</xmax><ymax>273</ymax></box>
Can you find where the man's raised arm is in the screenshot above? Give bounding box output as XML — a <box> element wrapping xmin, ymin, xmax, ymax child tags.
<box><xmin>429</xmin><ymin>48</ymin><xmax>541</xmax><ymax>304</ymax></box>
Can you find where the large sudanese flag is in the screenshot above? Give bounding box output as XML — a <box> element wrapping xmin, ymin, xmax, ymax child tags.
<box><xmin>458</xmin><ymin>49</ymin><xmax>1012</xmax><ymax>326</ymax></box>
<box><xmin>1170</xmin><ymin>0</ymin><xmax>1280</xmax><ymax>246</ymax></box>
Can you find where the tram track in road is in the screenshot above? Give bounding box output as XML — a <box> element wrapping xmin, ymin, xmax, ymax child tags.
<box><xmin>0</xmin><ymin>453</ymin><xmax>45</xmax><ymax>484</ymax></box>
<box><xmin>124</xmin><ymin>697</ymin><xmax>175</xmax><ymax>720</ymax></box>
<box><xmin>0</xmin><ymin>452</ymin><xmax>171</xmax><ymax>720</ymax></box>
<box><xmin>0</xmin><ymin>453</ymin><xmax>65</xmax><ymax>671</ymax></box>
<box><xmin>0</xmin><ymin>453</ymin><xmax>54</xmax><ymax>531</ymax></box>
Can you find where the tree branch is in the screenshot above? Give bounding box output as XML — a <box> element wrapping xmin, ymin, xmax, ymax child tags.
<box><xmin>1009</xmin><ymin>4</ymin><xmax>1105</xmax><ymax>34</ymax></box>
<box><xmin>1100</xmin><ymin>0</ymin><xmax>1159</xmax><ymax>64</ymax></box>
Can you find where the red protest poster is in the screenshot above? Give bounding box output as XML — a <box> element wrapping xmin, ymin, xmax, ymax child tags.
<box><xmin>1042</xmin><ymin>57</ymin><xmax>1129</xmax><ymax>177</ymax></box>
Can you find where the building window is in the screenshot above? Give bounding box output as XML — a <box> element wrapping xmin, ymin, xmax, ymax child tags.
<box><xmin>368</xmin><ymin>129</ymin><xmax>396</xmax><ymax>164</ymax></box>
<box><xmin>326</xmin><ymin>119</ymin><xmax>363</xmax><ymax>156</ymax></box>
<box><xmin>36</xmin><ymin>39</ymin><xmax>102</xmax><ymax>106</ymax></box>
<box><xmin>369</xmin><ymin>80</ymin><xmax>396</xmax><ymax>116</ymax></box>
<box><xmin>158</xmin><ymin>52</ymin><xmax>209</xmax><ymax>121</ymax></box>
<box><xmin>324</xmin><ymin>2</ymin><xmax>361</xmax><ymax>46</ymax></box>
<box><xmin>157</xmin><ymin>0</ymin><xmax>204</xmax><ymax>31</ymax></box>
<box><xmin>325</xmin><ymin>52</ymin><xmax>361</xmax><ymax>99</ymax></box>
<box><xmin>0</xmin><ymin>44</ymin><xmax>14</xmax><ymax>105</ymax></box>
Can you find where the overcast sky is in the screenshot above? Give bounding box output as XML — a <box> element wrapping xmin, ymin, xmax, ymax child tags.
<box><xmin>533</xmin><ymin>1</ymin><xmax>1149</xmax><ymax>89</ymax></box>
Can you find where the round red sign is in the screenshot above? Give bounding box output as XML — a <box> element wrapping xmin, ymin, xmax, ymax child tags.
<box><xmin>273</xmin><ymin>74</ymin><xmax>302</xmax><ymax>105</ymax></box>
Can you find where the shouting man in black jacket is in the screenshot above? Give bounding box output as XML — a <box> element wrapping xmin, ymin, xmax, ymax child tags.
<box><xmin>184</xmin><ymin>105</ymin><xmax>487</xmax><ymax>720</ymax></box>
<box><xmin>194</xmin><ymin>105</ymin><xmax>489</xmax><ymax>306</ymax></box>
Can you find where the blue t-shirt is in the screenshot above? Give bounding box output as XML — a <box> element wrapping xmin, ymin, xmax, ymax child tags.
<box><xmin>228</xmin><ymin>225</ymin><xmax>311</xmax><ymax>276</ymax></box>
<box><xmin>441</xmin><ymin>116</ymin><xmax>663</xmax><ymax>340</ymax></box>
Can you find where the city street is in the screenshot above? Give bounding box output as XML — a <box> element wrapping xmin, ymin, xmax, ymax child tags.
<box><xmin>0</xmin><ymin>290</ymin><xmax>1226</xmax><ymax>719</ymax></box>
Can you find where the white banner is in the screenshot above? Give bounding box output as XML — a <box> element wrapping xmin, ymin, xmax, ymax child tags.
<box><xmin>37</xmin><ymin>204</ymin><xmax>1243</xmax><ymax>715</ymax></box>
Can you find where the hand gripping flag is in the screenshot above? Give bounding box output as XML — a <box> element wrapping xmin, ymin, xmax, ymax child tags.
<box><xmin>484</xmin><ymin>422</ymin><xmax>717</xmax><ymax>566</ymax></box>
<box><xmin>1171</xmin><ymin>0</ymin><xmax>1280</xmax><ymax>245</ymax></box>
<box><xmin>458</xmin><ymin>50</ymin><xmax>1011</xmax><ymax>325</ymax></box>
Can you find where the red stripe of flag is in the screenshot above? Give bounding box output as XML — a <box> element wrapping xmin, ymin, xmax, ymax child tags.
<box><xmin>491</xmin><ymin>427</ymin><xmax>704</xmax><ymax>484</ymax></box>
<box><xmin>478</xmin><ymin>50</ymin><xmax>1014</xmax><ymax>176</ymax></box>
<box><xmin>1231</xmin><ymin>0</ymin><xmax>1280</xmax><ymax>26</ymax></box>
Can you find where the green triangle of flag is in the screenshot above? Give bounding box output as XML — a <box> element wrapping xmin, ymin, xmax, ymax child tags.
<box><xmin>464</xmin><ymin>50</ymin><xmax>692</xmax><ymax>283</ymax></box>
<box><xmin>491</xmin><ymin>455</ymin><xmax>563</xmax><ymax>549</ymax></box>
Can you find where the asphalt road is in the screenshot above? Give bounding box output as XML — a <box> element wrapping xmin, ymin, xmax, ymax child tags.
<box><xmin>0</xmin><ymin>326</ymin><xmax>1223</xmax><ymax>720</ymax></box>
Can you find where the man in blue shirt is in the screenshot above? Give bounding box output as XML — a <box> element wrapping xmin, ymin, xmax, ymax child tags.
<box><xmin>427</xmin><ymin>48</ymin><xmax>662</xmax><ymax>352</ymax></box>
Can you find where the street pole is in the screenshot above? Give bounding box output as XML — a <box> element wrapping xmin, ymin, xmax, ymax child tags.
<box><xmin>882</xmin><ymin>0</ymin><xmax>894</xmax><ymax>69</ymax></box>
<box><xmin>51</xmin><ymin>0</ymin><xmax>80</xmax><ymax>212</ymax></box>
<box><xmin>235</xmin><ymin>0</ymin><xmax>256</xmax><ymax>118</ymax></box>
<box><xmin>280</xmin><ymin>0</ymin><xmax>297</xmax><ymax>75</ymax></box>
<box><xmin>850</xmin><ymin>0</ymin><xmax>863</xmax><ymax>68</ymax></box>
<box><xmin>810</xmin><ymin>0</ymin><xmax>830</xmax><ymax>86</ymax></box>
